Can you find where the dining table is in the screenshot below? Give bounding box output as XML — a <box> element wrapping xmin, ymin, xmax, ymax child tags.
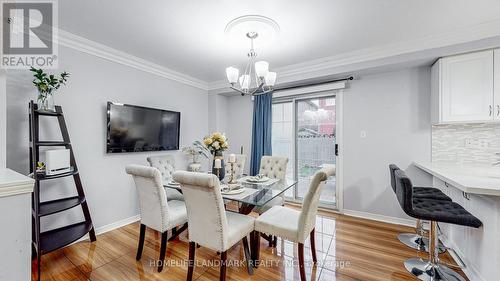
<box><xmin>164</xmin><ymin>174</ymin><xmax>298</xmax><ymax>267</ymax></box>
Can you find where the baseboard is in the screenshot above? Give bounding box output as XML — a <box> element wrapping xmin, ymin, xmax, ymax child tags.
<box><xmin>342</xmin><ymin>209</ymin><xmax>416</xmax><ymax>227</ymax></box>
<box><xmin>439</xmin><ymin>234</ymin><xmax>486</xmax><ymax>281</ymax></box>
<box><xmin>76</xmin><ymin>214</ymin><xmax>140</xmax><ymax>243</ymax></box>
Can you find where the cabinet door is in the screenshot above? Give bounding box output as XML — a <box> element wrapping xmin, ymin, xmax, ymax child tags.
<box><xmin>495</xmin><ymin>49</ymin><xmax>500</xmax><ymax>120</ymax></box>
<box><xmin>441</xmin><ymin>50</ymin><xmax>494</xmax><ymax>122</ymax></box>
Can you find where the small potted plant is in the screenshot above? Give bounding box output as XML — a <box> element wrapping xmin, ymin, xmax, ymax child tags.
<box><xmin>182</xmin><ymin>141</ymin><xmax>211</xmax><ymax>172</ymax></box>
<box><xmin>30</xmin><ymin>67</ymin><xmax>69</xmax><ymax>112</ymax></box>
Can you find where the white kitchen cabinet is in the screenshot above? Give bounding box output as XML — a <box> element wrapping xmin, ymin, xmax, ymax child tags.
<box><xmin>431</xmin><ymin>50</ymin><xmax>495</xmax><ymax>124</ymax></box>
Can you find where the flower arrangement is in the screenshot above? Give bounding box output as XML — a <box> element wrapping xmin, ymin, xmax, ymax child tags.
<box><xmin>182</xmin><ymin>141</ymin><xmax>211</xmax><ymax>163</ymax></box>
<box><xmin>203</xmin><ymin>132</ymin><xmax>229</xmax><ymax>155</ymax></box>
<box><xmin>30</xmin><ymin>67</ymin><xmax>70</xmax><ymax>111</ymax></box>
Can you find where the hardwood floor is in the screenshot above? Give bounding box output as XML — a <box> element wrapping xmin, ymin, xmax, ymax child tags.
<box><xmin>31</xmin><ymin>211</ymin><xmax>467</xmax><ymax>281</ymax></box>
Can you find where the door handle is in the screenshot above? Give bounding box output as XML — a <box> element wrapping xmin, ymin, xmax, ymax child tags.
<box><xmin>497</xmin><ymin>105</ymin><xmax>499</xmax><ymax>116</ymax></box>
<box><xmin>490</xmin><ymin>105</ymin><xmax>493</xmax><ymax>116</ymax></box>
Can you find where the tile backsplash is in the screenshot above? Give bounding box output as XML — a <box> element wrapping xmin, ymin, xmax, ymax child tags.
<box><xmin>432</xmin><ymin>123</ymin><xmax>500</xmax><ymax>165</ymax></box>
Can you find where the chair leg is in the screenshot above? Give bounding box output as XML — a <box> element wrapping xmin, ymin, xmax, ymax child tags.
<box><xmin>310</xmin><ymin>228</ymin><xmax>317</xmax><ymax>264</ymax></box>
<box><xmin>136</xmin><ymin>224</ymin><xmax>146</xmax><ymax>260</ymax></box>
<box><xmin>242</xmin><ymin>236</ymin><xmax>253</xmax><ymax>275</ymax></box>
<box><xmin>252</xmin><ymin>231</ymin><xmax>261</xmax><ymax>268</ymax></box>
<box><xmin>220</xmin><ymin>251</ymin><xmax>228</xmax><ymax>281</ymax></box>
<box><xmin>298</xmin><ymin>243</ymin><xmax>306</xmax><ymax>281</ymax></box>
<box><xmin>273</xmin><ymin>235</ymin><xmax>278</xmax><ymax>247</ymax></box>
<box><xmin>158</xmin><ymin>231</ymin><xmax>168</xmax><ymax>272</ymax></box>
<box><xmin>187</xmin><ymin>242</ymin><xmax>196</xmax><ymax>281</ymax></box>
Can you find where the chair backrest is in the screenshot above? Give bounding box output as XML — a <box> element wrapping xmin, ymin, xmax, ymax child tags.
<box><xmin>225</xmin><ymin>154</ymin><xmax>246</xmax><ymax>179</ymax></box>
<box><xmin>297</xmin><ymin>165</ymin><xmax>335</xmax><ymax>242</ymax></box>
<box><xmin>173</xmin><ymin>171</ymin><xmax>229</xmax><ymax>252</ymax></box>
<box><xmin>126</xmin><ymin>164</ymin><xmax>169</xmax><ymax>232</ymax></box>
<box><xmin>147</xmin><ymin>155</ymin><xmax>176</xmax><ymax>183</ymax></box>
<box><xmin>259</xmin><ymin>156</ymin><xmax>289</xmax><ymax>180</ymax></box>
<box><xmin>394</xmin><ymin>169</ymin><xmax>414</xmax><ymax>212</ymax></box>
<box><xmin>389</xmin><ymin>164</ymin><xmax>400</xmax><ymax>193</ymax></box>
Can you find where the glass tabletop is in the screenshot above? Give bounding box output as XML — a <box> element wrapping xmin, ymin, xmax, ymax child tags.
<box><xmin>164</xmin><ymin>176</ymin><xmax>297</xmax><ymax>207</ymax></box>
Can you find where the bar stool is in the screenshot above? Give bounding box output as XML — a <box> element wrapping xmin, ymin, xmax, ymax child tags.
<box><xmin>395</xmin><ymin>170</ymin><xmax>482</xmax><ymax>281</ymax></box>
<box><xmin>389</xmin><ymin>164</ymin><xmax>450</xmax><ymax>252</ymax></box>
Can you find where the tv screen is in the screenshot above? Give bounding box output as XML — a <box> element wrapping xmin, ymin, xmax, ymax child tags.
<box><xmin>106</xmin><ymin>102</ymin><xmax>180</xmax><ymax>153</ymax></box>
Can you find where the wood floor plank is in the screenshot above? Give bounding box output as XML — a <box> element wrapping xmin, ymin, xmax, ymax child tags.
<box><xmin>32</xmin><ymin>211</ymin><xmax>468</xmax><ymax>281</ymax></box>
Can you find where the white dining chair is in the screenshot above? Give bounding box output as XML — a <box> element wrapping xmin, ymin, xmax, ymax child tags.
<box><xmin>224</xmin><ymin>154</ymin><xmax>246</xmax><ymax>180</ymax></box>
<box><xmin>252</xmin><ymin>155</ymin><xmax>289</xmax><ymax>246</ymax></box>
<box><xmin>254</xmin><ymin>165</ymin><xmax>335</xmax><ymax>281</ymax></box>
<box><xmin>147</xmin><ymin>155</ymin><xmax>184</xmax><ymax>201</ymax></box>
<box><xmin>125</xmin><ymin>164</ymin><xmax>188</xmax><ymax>272</ymax></box>
<box><xmin>172</xmin><ymin>171</ymin><xmax>256</xmax><ymax>281</ymax></box>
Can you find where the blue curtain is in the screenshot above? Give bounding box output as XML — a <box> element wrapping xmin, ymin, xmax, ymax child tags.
<box><xmin>250</xmin><ymin>92</ymin><xmax>273</xmax><ymax>176</ymax></box>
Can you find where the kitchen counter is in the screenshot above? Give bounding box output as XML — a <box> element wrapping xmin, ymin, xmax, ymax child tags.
<box><xmin>0</xmin><ymin>168</ymin><xmax>34</xmax><ymax>198</ymax></box>
<box><xmin>414</xmin><ymin>162</ymin><xmax>500</xmax><ymax>196</ymax></box>
<box><xmin>0</xmin><ymin>169</ymin><xmax>34</xmax><ymax>281</ymax></box>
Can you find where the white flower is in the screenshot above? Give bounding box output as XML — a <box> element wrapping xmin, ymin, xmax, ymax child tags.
<box><xmin>212</xmin><ymin>141</ymin><xmax>220</xmax><ymax>149</ymax></box>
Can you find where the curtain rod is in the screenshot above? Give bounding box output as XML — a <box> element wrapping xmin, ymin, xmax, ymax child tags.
<box><xmin>252</xmin><ymin>76</ymin><xmax>353</xmax><ymax>95</ymax></box>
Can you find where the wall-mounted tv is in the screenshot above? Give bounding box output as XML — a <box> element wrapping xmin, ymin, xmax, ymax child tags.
<box><xmin>106</xmin><ymin>102</ymin><xmax>180</xmax><ymax>153</ymax></box>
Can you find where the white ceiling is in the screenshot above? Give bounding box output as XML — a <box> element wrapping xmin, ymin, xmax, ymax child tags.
<box><xmin>59</xmin><ymin>0</ymin><xmax>500</xmax><ymax>83</ymax></box>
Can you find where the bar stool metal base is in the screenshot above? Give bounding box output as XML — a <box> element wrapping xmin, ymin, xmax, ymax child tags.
<box><xmin>404</xmin><ymin>258</ymin><xmax>465</xmax><ymax>281</ymax></box>
<box><xmin>398</xmin><ymin>233</ymin><xmax>446</xmax><ymax>253</ymax></box>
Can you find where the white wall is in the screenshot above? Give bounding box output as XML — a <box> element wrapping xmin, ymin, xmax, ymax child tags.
<box><xmin>0</xmin><ymin>70</ymin><xmax>6</xmax><ymax>168</ymax></box>
<box><xmin>342</xmin><ymin>67</ymin><xmax>432</xmax><ymax>220</ymax></box>
<box><xmin>223</xmin><ymin>66</ymin><xmax>432</xmax><ymax>221</ymax></box>
<box><xmin>6</xmin><ymin>45</ymin><xmax>209</xmax><ymax>231</ymax></box>
<box><xmin>225</xmin><ymin>95</ymin><xmax>253</xmax><ymax>174</ymax></box>
<box><xmin>208</xmin><ymin>94</ymin><xmax>229</xmax><ymax>134</ymax></box>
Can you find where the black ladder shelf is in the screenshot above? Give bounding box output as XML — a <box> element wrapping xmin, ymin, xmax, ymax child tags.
<box><xmin>29</xmin><ymin>101</ymin><xmax>96</xmax><ymax>279</ymax></box>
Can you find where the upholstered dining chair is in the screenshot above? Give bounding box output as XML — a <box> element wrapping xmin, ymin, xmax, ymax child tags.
<box><xmin>224</xmin><ymin>154</ymin><xmax>247</xmax><ymax>180</ymax></box>
<box><xmin>254</xmin><ymin>165</ymin><xmax>335</xmax><ymax>281</ymax></box>
<box><xmin>172</xmin><ymin>171</ymin><xmax>255</xmax><ymax>281</ymax></box>
<box><xmin>252</xmin><ymin>156</ymin><xmax>289</xmax><ymax>246</ymax></box>
<box><xmin>147</xmin><ymin>155</ymin><xmax>184</xmax><ymax>201</ymax></box>
<box><xmin>125</xmin><ymin>164</ymin><xmax>188</xmax><ymax>272</ymax></box>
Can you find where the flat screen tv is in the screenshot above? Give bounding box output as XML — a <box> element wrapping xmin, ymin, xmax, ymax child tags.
<box><xmin>106</xmin><ymin>102</ymin><xmax>180</xmax><ymax>153</ymax></box>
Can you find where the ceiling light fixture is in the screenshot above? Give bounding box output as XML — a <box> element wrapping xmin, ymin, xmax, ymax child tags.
<box><xmin>225</xmin><ymin>15</ymin><xmax>279</xmax><ymax>96</ymax></box>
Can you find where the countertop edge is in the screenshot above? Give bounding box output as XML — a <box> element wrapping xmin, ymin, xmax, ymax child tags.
<box><xmin>0</xmin><ymin>169</ymin><xmax>35</xmax><ymax>198</ymax></box>
<box><xmin>413</xmin><ymin>162</ymin><xmax>500</xmax><ymax>196</ymax></box>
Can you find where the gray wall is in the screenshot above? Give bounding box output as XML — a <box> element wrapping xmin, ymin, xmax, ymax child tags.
<box><xmin>225</xmin><ymin>95</ymin><xmax>253</xmax><ymax>174</ymax></box>
<box><xmin>0</xmin><ymin>70</ymin><xmax>5</xmax><ymax>168</ymax></box>
<box><xmin>342</xmin><ymin>67</ymin><xmax>432</xmax><ymax>219</ymax></box>
<box><xmin>6</xmin><ymin>46</ymin><xmax>209</xmax><ymax>231</ymax></box>
<box><xmin>224</xmin><ymin>66</ymin><xmax>432</xmax><ymax>220</ymax></box>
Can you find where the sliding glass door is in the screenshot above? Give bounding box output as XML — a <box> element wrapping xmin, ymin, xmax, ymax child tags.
<box><xmin>272</xmin><ymin>95</ymin><xmax>337</xmax><ymax>209</ymax></box>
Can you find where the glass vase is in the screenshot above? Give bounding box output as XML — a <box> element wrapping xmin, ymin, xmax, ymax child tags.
<box><xmin>37</xmin><ymin>94</ymin><xmax>49</xmax><ymax>111</ymax></box>
<box><xmin>212</xmin><ymin>151</ymin><xmax>225</xmax><ymax>181</ymax></box>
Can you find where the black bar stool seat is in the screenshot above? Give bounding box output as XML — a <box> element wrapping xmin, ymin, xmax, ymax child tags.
<box><xmin>389</xmin><ymin>164</ymin><xmax>450</xmax><ymax>253</ymax></box>
<box><xmin>411</xmin><ymin>197</ymin><xmax>482</xmax><ymax>228</ymax></box>
<box><xmin>390</xmin><ymin>164</ymin><xmax>451</xmax><ymax>201</ymax></box>
<box><xmin>413</xmin><ymin>187</ymin><xmax>451</xmax><ymax>201</ymax></box>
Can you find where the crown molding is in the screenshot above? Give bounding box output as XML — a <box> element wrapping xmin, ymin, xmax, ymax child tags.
<box><xmin>57</xmin><ymin>29</ymin><xmax>209</xmax><ymax>90</ymax></box>
<box><xmin>209</xmin><ymin>19</ymin><xmax>500</xmax><ymax>93</ymax></box>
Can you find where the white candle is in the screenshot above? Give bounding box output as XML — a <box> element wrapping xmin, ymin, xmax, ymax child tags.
<box><xmin>214</xmin><ymin>159</ymin><xmax>222</xmax><ymax>169</ymax></box>
<box><xmin>229</xmin><ymin>154</ymin><xmax>236</xmax><ymax>163</ymax></box>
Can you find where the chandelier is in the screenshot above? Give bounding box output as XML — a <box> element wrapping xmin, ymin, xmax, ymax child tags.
<box><xmin>225</xmin><ymin>31</ymin><xmax>277</xmax><ymax>96</ymax></box>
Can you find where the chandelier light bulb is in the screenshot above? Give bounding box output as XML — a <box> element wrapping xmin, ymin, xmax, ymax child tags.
<box><xmin>265</xmin><ymin>72</ymin><xmax>277</xmax><ymax>86</ymax></box>
<box><xmin>226</xmin><ymin>67</ymin><xmax>239</xmax><ymax>84</ymax></box>
<box><xmin>255</xmin><ymin>61</ymin><xmax>269</xmax><ymax>78</ymax></box>
<box><xmin>239</xmin><ymin>74</ymin><xmax>250</xmax><ymax>89</ymax></box>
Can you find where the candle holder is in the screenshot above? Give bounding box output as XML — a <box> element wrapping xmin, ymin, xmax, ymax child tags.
<box><xmin>228</xmin><ymin>162</ymin><xmax>238</xmax><ymax>184</ymax></box>
<box><xmin>215</xmin><ymin>168</ymin><xmax>221</xmax><ymax>180</ymax></box>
